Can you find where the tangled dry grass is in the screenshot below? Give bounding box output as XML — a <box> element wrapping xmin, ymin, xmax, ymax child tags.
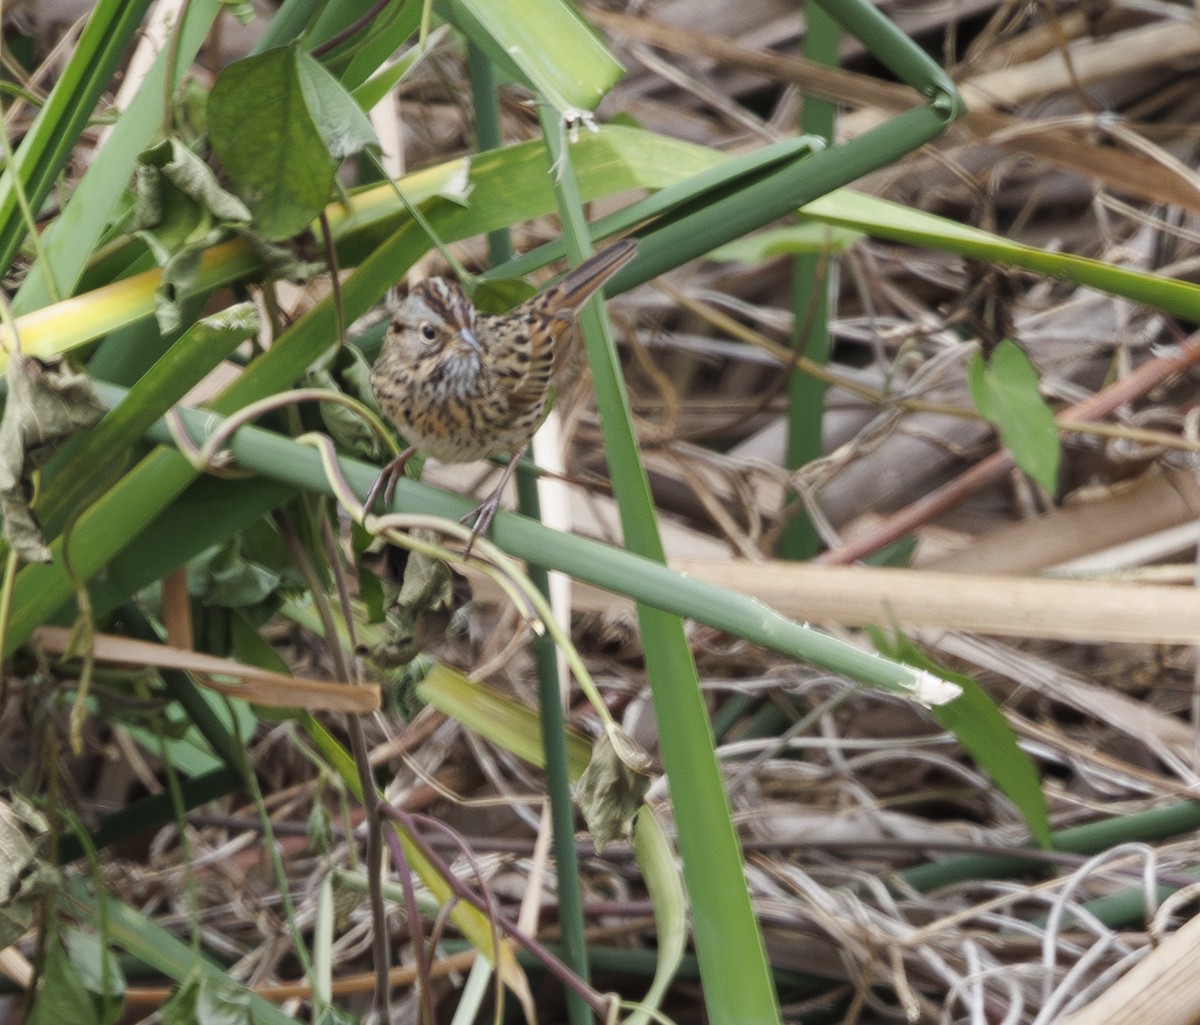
<box><xmin>410</xmin><ymin>0</ymin><xmax>1200</xmax><ymax>1020</ymax></box>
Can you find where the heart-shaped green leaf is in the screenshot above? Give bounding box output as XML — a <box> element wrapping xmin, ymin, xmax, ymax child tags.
<box><xmin>968</xmin><ymin>339</ymin><xmax>1061</xmax><ymax>496</ymax></box>
<box><xmin>210</xmin><ymin>44</ymin><xmax>377</xmax><ymax>241</ymax></box>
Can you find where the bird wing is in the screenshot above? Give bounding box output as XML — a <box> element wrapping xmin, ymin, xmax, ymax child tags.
<box><xmin>478</xmin><ymin>309</ymin><xmax>563</xmax><ymax>423</ymax></box>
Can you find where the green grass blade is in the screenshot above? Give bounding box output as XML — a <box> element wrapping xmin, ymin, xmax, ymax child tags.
<box><xmin>625</xmin><ymin>810</ymin><xmax>687</xmax><ymax>1025</ymax></box>
<box><xmin>12</xmin><ymin>0</ymin><xmax>224</xmax><ymax>313</ymax></box>
<box><xmin>871</xmin><ymin>630</ymin><xmax>1050</xmax><ymax>848</ymax></box>
<box><xmin>803</xmin><ymin>189</ymin><xmax>1200</xmax><ymax>320</ymax></box>
<box><xmin>38</xmin><ymin>303</ymin><xmax>260</xmax><ymax>537</ymax></box>
<box><xmin>64</xmin><ymin>880</ymin><xmax>302</xmax><ymax>1025</ymax></box>
<box><xmin>541</xmin><ymin>101</ymin><xmax>783</xmax><ymax>1023</ymax></box>
<box><xmin>0</xmin><ymin>0</ymin><xmax>154</xmax><ymax>274</ymax></box>
<box><xmin>417</xmin><ymin>662</ymin><xmax>592</xmax><ymax>772</ymax></box>
<box><xmin>439</xmin><ymin>0</ymin><xmax>622</xmax><ymax>113</ymax></box>
<box><xmin>78</xmin><ymin>393</ymin><xmax>963</xmax><ymax>706</ymax></box>
<box><xmin>779</xmin><ymin>1</ymin><xmax>838</xmax><ymax>560</ymax></box>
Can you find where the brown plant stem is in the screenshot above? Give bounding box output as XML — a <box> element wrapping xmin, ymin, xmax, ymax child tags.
<box><xmin>818</xmin><ymin>331</ymin><xmax>1200</xmax><ymax>564</ymax></box>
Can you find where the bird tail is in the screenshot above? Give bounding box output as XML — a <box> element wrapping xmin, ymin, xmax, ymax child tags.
<box><xmin>540</xmin><ymin>239</ymin><xmax>638</xmax><ymax>317</ymax></box>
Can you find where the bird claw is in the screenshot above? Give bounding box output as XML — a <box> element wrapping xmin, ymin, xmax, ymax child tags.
<box><xmin>460</xmin><ymin>492</ymin><xmax>501</xmax><ymax>558</ymax></box>
<box><xmin>364</xmin><ymin>447</ymin><xmax>415</xmax><ymax>516</ymax></box>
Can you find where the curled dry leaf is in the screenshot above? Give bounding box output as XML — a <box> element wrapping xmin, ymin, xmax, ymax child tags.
<box><xmin>0</xmin><ymin>791</ymin><xmax>58</xmax><ymax>949</ymax></box>
<box><xmin>0</xmin><ymin>355</ymin><xmax>106</xmax><ymax>563</ymax></box>
<box><xmin>363</xmin><ymin>532</ymin><xmax>460</xmax><ymax>669</ymax></box>
<box><xmin>576</xmin><ymin>723</ymin><xmax>654</xmax><ymax>851</ymax></box>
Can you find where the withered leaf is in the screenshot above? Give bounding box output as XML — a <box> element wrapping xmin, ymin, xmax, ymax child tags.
<box><xmin>0</xmin><ymin>355</ymin><xmax>106</xmax><ymax>562</ymax></box>
<box><xmin>576</xmin><ymin>724</ymin><xmax>654</xmax><ymax>851</ymax></box>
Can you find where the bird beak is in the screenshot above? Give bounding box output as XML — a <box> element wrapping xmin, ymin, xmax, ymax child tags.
<box><xmin>458</xmin><ymin>327</ymin><xmax>482</xmax><ymax>353</ymax></box>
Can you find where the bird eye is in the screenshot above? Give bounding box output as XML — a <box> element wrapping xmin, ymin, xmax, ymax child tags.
<box><xmin>419</xmin><ymin>322</ymin><xmax>437</xmax><ymax>343</ymax></box>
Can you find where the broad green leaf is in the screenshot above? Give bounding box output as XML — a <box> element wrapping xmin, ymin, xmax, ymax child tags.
<box><xmin>438</xmin><ymin>0</ymin><xmax>623</xmax><ymax>114</ymax></box>
<box><xmin>871</xmin><ymin>629</ymin><xmax>1051</xmax><ymax>848</ymax></box>
<box><xmin>161</xmin><ymin>967</ymin><xmax>253</xmax><ymax>1025</ymax></box>
<box><xmin>967</xmin><ymin>339</ymin><xmax>1061</xmax><ymax>495</ymax></box>
<box><xmin>210</xmin><ymin>44</ymin><xmax>357</xmax><ymax>240</ymax></box>
<box><xmin>293</xmin><ymin>47</ymin><xmax>379</xmax><ymax>160</ymax></box>
<box><xmin>63</xmin><ymin>930</ymin><xmax>125</xmax><ymax>1025</ymax></box>
<box><xmin>28</xmin><ymin>938</ymin><xmax>101</xmax><ymax>1025</ymax></box>
<box><xmin>134</xmin><ymin>139</ymin><xmax>252</xmax><ymax>248</ymax></box>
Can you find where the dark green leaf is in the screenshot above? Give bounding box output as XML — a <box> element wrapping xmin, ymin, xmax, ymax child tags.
<box><xmin>135</xmin><ymin>139</ymin><xmax>252</xmax><ymax>236</ymax></box>
<box><xmin>364</xmin><ymin>532</ymin><xmax>456</xmax><ymax>669</ymax></box>
<box><xmin>64</xmin><ymin>930</ymin><xmax>125</xmax><ymax>1025</ymax></box>
<box><xmin>293</xmin><ymin>48</ymin><xmax>378</xmax><ymax>160</ymax></box>
<box><xmin>162</xmin><ymin>967</ymin><xmax>253</xmax><ymax>1025</ymax></box>
<box><xmin>870</xmin><ymin>629</ymin><xmax>1051</xmax><ymax>848</ymax></box>
<box><xmin>471</xmin><ymin>276</ymin><xmax>537</xmax><ymax>314</ymax></box>
<box><xmin>28</xmin><ymin>938</ymin><xmax>100</xmax><ymax>1025</ymax></box>
<box><xmin>190</xmin><ymin>540</ymin><xmax>283</xmax><ymax>609</ymax></box>
<box><xmin>303</xmin><ymin>343</ymin><xmax>389</xmax><ymax>461</ymax></box>
<box><xmin>209</xmin><ymin>45</ymin><xmax>338</xmax><ymax>241</ymax></box>
<box><xmin>967</xmin><ymin>340</ymin><xmax>1061</xmax><ymax>496</ymax></box>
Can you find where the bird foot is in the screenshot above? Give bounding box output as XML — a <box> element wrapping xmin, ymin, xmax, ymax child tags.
<box><xmin>364</xmin><ymin>446</ymin><xmax>416</xmax><ymax>515</ymax></box>
<box><xmin>458</xmin><ymin>447</ymin><xmax>525</xmax><ymax>557</ymax></box>
<box><xmin>459</xmin><ymin>490</ymin><xmax>502</xmax><ymax>558</ymax></box>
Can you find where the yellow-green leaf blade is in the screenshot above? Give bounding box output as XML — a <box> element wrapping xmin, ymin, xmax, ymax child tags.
<box><xmin>438</xmin><ymin>0</ymin><xmax>623</xmax><ymax>114</ymax></box>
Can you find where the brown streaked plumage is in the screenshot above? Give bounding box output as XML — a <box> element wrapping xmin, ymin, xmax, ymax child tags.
<box><xmin>367</xmin><ymin>239</ymin><xmax>638</xmax><ymax>542</ymax></box>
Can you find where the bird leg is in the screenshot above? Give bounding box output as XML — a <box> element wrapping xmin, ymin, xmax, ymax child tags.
<box><xmin>364</xmin><ymin>445</ymin><xmax>416</xmax><ymax>514</ymax></box>
<box><xmin>461</xmin><ymin>447</ymin><xmax>526</xmax><ymax>556</ymax></box>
